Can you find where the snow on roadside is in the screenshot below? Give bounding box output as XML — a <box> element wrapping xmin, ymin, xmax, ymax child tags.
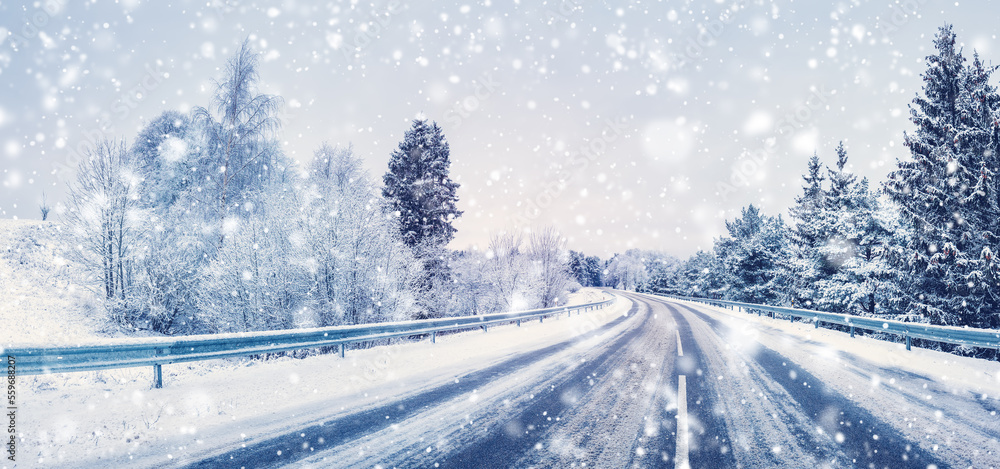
<box><xmin>0</xmin><ymin>219</ymin><xmax>103</xmax><ymax>345</ymax></box>
<box><xmin>16</xmin><ymin>289</ymin><xmax>626</xmax><ymax>468</ymax></box>
<box><xmin>665</xmin><ymin>295</ymin><xmax>1000</xmax><ymax>467</ymax></box>
<box><xmin>670</xmin><ymin>296</ymin><xmax>1000</xmax><ymax>397</ymax></box>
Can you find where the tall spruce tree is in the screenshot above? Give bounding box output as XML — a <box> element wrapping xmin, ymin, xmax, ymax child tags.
<box><xmin>827</xmin><ymin>142</ymin><xmax>857</xmax><ymax>205</ymax></box>
<box><xmin>583</xmin><ymin>255</ymin><xmax>604</xmax><ymax>287</ymax></box>
<box><xmin>568</xmin><ymin>250</ymin><xmax>591</xmax><ymax>286</ymax></box>
<box><xmin>820</xmin><ymin>142</ymin><xmax>860</xmax><ymax>276</ymax></box>
<box><xmin>884</xmin><ymin>25</ymin><xmax>1000</xmax><ymax>332</ymax></box>
<box><xmin>680</xmin><ymin>250</ymin><xmax>725</xmax><ymax>298</ymax></box>
<box><xmin>816</xmin><ymin>175</ymin><xmax>906</xmax><ymax>317</ymax></box>
<box><xmin>383</xmin><ymin>119</ymin><xmax>462</xmax><ymax>249</ymax></box>
<box><xmin>383</xmin><ymin>119</ymin><xmax>462</xmax><ymax>314</ymax></box>
<box><xmin>956</xmin><ymin>52</ymin><xmax>1000</xmax><ymax>239</ymax></box>
<box><xmin>787</xmin><ymin>152</ymin><xmax>828</xmax><ymax>307</ymax></box>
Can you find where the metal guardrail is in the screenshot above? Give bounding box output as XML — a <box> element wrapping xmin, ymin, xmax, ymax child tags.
<box><xmin>651</xmin><ymin>293</ymin><xmax>1000</xmax><ymax>352</ymax></box>
<box><xmin>5</xmin><ymin>295</ymin><xmax>616</xmax><ymax>388</ymax></box>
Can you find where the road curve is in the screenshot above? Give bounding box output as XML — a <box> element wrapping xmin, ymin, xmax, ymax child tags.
<box><xmin>183</xmin><ymin>292</ymin><xmax>981</xmax><ymax>468</ymax></box>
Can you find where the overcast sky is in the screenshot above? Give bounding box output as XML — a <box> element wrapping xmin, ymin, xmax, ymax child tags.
<box><xmin>1</xmin><ymin>0</ymin><xmax>997</xmax><ymax>258</ymax></box>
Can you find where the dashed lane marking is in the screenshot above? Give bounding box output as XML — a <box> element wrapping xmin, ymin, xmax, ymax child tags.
<box><xmin>676</xmin><ymin>375</ymin><xmax>690</xmax><ymax>469</ymax></box>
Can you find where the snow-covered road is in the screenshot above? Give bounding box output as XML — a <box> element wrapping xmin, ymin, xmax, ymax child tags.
<box><xmin>191</xmin><ymin>292</ymin><xmax>1000</xmax><ymax>467</ymax></box>
<box><xmin>25</xmin><ymin>290</ymin><xmax>1000</xmax><ymax>468</ymax></box>
<box><xmin>656</xmin><ymin>293</ymin><xmax>999</xmax><ymax>468</ymax></box>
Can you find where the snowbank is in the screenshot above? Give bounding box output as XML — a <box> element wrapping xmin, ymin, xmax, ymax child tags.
<box><xmin>13</xmin><ymin>288</ymin><xmax>627</xmax><ymax>468</ymax></box>
<box><xmin>0</xmin><ymin>219</ymin><xmax>103</xmax><ymax>345</ymax></box>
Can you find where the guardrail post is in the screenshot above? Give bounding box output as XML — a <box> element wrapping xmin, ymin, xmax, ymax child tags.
<box><xmin>850</xmin><ymin>325</ymin><xmax>855</xmax><ymax>338</ymax></box>
<box><xmin>789</xmin><ymin>314</ymin><xmax>794</xmax><ymax>323</ymax></box>
<box><xmin>432</xmin><ymin>331</ymin><xmax>437</xmax><ymax>343</ymax></box>
<box><xmin>517</xmin><ymin>319</ymin><xmax>521</xmax><ymax>327</ymax></box>
<box><xmin>153</xmin><ymin>364</ymin><xmax>163</xmax><ymax>389</ymax></box>
<box><xmin>483</xmin><ymin>324</ymin><xmax>489</xmax><ymax>333</ymax></box>
<box><xmin>814</xmin><ymin>319</ymin><xmax>819</xmax><ymax>329</ymax></box>
<box><xmin>340</xmin><ymin>343</ymin><xmax>346</xmax><ymax>358</ymax></box>
<box><xmin>540</xmin><ymin>316</ymin><xmax>544</xmax><ymax>323</ymax></box>
<box><xmin>905</xmin><ymin>331</ymin><xmax>912</xmax><ymax>351</ymax></box>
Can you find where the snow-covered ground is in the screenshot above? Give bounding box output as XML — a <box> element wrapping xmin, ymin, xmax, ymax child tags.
<box><xmin>0</xmin><ymin>219</ymin><xmax>103</xmax><ymax>345</ymax></box>
<box><xmin>10</xmin><ymin>288</ymin><xmax>623</xmax><ymax>468</ymax></box>
<box><xmin>11</xmin><ymin>286</ymin><xmax>999</xmax><ymax>468</ymax></box>
<box><xmin>661</xmin><ymin>294</ymin><xmax>1000</xmax><ymax>467</ymax></box>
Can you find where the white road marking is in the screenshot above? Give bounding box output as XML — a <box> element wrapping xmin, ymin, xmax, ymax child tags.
<box><xmin>676</xmin><ymin>375</ymin><xmax>690</xmax><ymax>469</ymax></box>
<box><xmin>676</xmin><ymin>329</ymin><xmax>683</xmax><ymax>357</ymax></box>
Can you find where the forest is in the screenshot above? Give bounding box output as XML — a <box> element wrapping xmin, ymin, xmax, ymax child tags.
<box><xmin>612</xmin><ymin>25</ymin><xmax>1000</xmax><ymax>359</ymax></box>
<box><xmin>65</xmin><ymin>39</ymin><xmax>579</xmax><ymax>336</ymax></box>
<box><xmin>65</xmin><ymin>25</ymin><xmax>1000</xmax><ymax>361</ymax></box>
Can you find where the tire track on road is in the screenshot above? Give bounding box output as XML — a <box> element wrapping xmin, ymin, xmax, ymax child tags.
<box><xmin>671</xmin><ymin>300</ymin><xmax>945</xmax><ymax>468</ymax></box>
<box><xmin>663</xmin><ymin>301</ymin><xmax>740</xmax><ymax>468</ymax></box>
<box><xmin>435</xmin><ymin>297</ymin><xmax>668</xmax><ymax>468</ymax></box>
<box><xmin>184</xmin><ymin>300</ymin><xmax>637</xmax><ymax>468</ymax></box>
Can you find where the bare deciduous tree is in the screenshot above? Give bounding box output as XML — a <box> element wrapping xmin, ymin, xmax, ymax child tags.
<box><xmin>39</xmin><ymin>191</ymin><xmax>51</xmax><ymax>221</ymax></box>
<box><xmin>299</xmin><ymin>143</ymin><xmax>420</xmax><ymax>327</ymax></box>
<box><xmin>485</xmin><ymin>230</ymin><xmax>537</xmax><ymax>311</ymax></box>
<box><xmin>605</xmin><ymin>249</ymin><xmax>649</xmax><ymax>291</ymax></box>
<box><xmin>66</xmin><ymin>138</ymin><xmax>148</xmax><ymax>326</ymax></box>
<box><xmin>528</xmin><ymin>227</ymin><xmax>572</xmax><ymax>307</ymax></box>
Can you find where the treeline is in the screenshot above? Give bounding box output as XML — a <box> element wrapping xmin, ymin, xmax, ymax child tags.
<box><xmin>65</xmin><ymin>39</ymin><xmax>578</xmax><ymax>335</ymax></box>
<box><xmin>622</xmin><ymin>25</ymin><xmax>1000</xmax><ymax>359</ymax></box>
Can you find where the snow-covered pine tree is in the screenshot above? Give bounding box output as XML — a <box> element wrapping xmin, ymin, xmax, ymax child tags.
<box><xmin>815</xmin><ymin>176</ymin><xmax>907</xmax><ymax>318</ymax></box>
<box><xmin>383</xmin><ymin>118</ymin><xmax>463</xmax><ymax>315</ymax></box>
<box><xmin>583</xmin><ymin>255</ymin><xmax>604</xmax><ymax>287</ymax></box>
<box><xmin>568</xmin><ymin>251</ymin><xmax>605</xmax><ymax>288</ymax></box>
<box><xmin>638</xmin><ymin>251</ymin><xmax>683</xmax><ymax>294</ymax></box>
<box><xmin>944</xmin><ymin>50</ymin><xmax>1000</xmax><ymax>331</ymax></box>
<box><xmin>817</xmin><ymin>142</ymin><xmax>860</xmax><ymax>292</ymax></box>
<box><xmin>787</xmin><ymin>152</ymin><xmax>828</xmax><ymax>308</ymax></box>
<box><xmin>827</xmin><ymin>143</ymin><xmax>857</xmax><ymax>207</ymax></box>
<box><xmin>568</xmin><ymin>250</ymin><xmax>587</xmax><ymax>286</ymax></box>
<box><xmin>884</xmin><ymin>25</ymin><xmax>1000</xmax><ymax>332</ymax></box>
<box><xmin>383</xmin><ymin>118</ymin><xmax>463</xmax><ymax>249</ymax></box>
<box><xmin>884</xmin><ymin>24</ymin><xmax>964</xmax><ymax>326</ymax></box>
<box><xmin>713</xmin><ymin>205</ymin><xmax>790</xmax><ymax>305</ymax></box>
<box><xmin>678</xmin><ymin>250</ymin><xmax>724</xmax><ymax>298</ymax></box>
